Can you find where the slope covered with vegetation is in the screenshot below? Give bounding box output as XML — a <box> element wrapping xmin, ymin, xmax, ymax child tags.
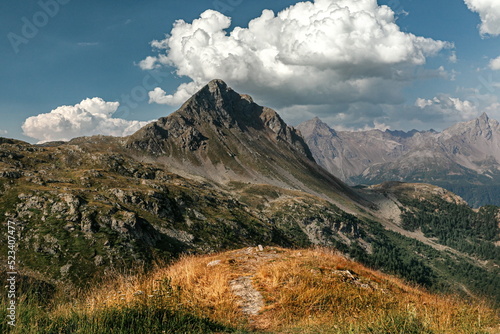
<box><xmin>2</xmin><ymin>247</ymin><xmax>498</xmax><ymax>334</ymax></box>
<box><xmin>368</xmin><ymin>182</ymin><xmax>500</xmax><ymax>305</ymax></box>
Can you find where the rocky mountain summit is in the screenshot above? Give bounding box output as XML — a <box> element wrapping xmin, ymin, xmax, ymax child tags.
<box><xmin>298</xmin><ymin>113</ymin><xmax>500</xmax><ymax>206</ymax></box>
<box><xmin>128</xmin><ymin>80</ymin><xmax>312</xmax><ymax>159</ymax></box>
<box><xmin>0</xmin><ymin>80</ymin><xmax>498</xmax><ymax>306</ymax></box>
<box><xmin>126</xmin><ymin>79</ymin><xmax>361</xmax><ymax>204</ymax></box>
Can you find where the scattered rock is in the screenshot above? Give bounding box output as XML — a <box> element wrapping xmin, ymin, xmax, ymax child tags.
<box><xmin>60</xmin><ymin>264</ymin><xmax>72</xmax><ymax>277</ymax></box>
<box><xmin>207</xmin><ymin>260</ymin><xmax>221</xmax><ymax>267</ymax></box>
<box><xmin>0</xmin><ymin>170</ymin><xmax>22</xmax><ymax>179</ymax></box>
<box><xmin>163</xmin><ymin>228</ymin><xmax>195</xmax><ymax>244</ymax></box>
<box><xmin>94</xmin><ymin>255</ymin><xmax>104</xmax><ymax>266</ymax></box>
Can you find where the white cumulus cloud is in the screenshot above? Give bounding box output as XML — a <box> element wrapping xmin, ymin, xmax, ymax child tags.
<box><xmin>449</xmin><ymin>51</ymin><xmax>458</xmax><ymax>63</ymax></box>
<box><xmin>333</xmin><ymin>120</ymin><xmax>391</xmax><ymax>132</ymax></box>
<box><xmin>490</xmin><ymin>56</ymin><xmax>500</xmax><ymax>70</ymax></box>
<box><xmin>148</xmin><ymin>82</ymin><xmax>201</xmax><ymax>105</ymax></box>
<box><xmin>464</xmin><ymin>0</ymin><xmax>500</xmax><ymax>36</ymax></box>
<box><xmin>22</xmin><ymin>98</ymin><xmax>150</xmax><ymax>143</ymax></box>
<box><xmin>141</xmin><ymin>0</ymin><xmax>451</xmax><ymax>108</ymax></box>
<box><xmin>415</xmin><ymin>95</ymin><xmax>479</xmax><ymax>121</ymax></box>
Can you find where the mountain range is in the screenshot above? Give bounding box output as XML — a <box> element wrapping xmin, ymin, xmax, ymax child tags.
<box><xmin>0</xmin><ymin>80</ymin><xmax>499</xmax><ymax>312</ymax></box>
<box><xmin>297</xmin><ymin>113</ymin><xmax>500</xmax><ymax>207</ymax></box>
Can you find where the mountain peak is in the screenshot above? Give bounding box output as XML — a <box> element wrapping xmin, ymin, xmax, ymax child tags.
<box><xmin>442</xmin><ymin>112</ymin><xmax>499</xmax><ymax>139</ymax></box>
<box><xmin>207</xmin><ymin>78</ymin><xmax>228</xmax><ymax>90</ymax></box>
<box><xmin>479</xmin><ymin>112</ymin><xmax>489</xmax><ymax>122</ymax></box>
<box><xmin>311</xmin><ymin>117</ymin><xmax>330</xmax><ymax>129</ymax></box>
<box><xmin>202</xmin><ymin>79</ymin><xmax>230</xmax><ymax>100</ymax></box>
<box><xmin>187</xmin><ymin>79</ymin><xmax>234</xmax><ymax>106</ymax></box>
<box><xmin>297</xmin><ymin>117</ymin><xmax>336</xmax><ymax>138</ymax></box>
<box><xmin>474</xmin><ymin>112</ymin><xmax>494</xmax><ymax>130</ymax></box>
<box><xmin>173</xmin><ymin>79</ymin><xmax>264</xmax><ymax>131</ymax></box>
<box><xmin>127</xmin><ymin>79</ymin><xmax>317</xmax><ymax>165</ymax></box>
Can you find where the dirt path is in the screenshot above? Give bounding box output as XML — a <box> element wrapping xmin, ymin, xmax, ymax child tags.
<box><xmin>229</xmin><ymin>275</ymin><xmax>263</xmax><ymax>315</ymax></box>
<box><xmin>227</xmin><ymin>246</ymin><xmax>278</xmax><ymax>317</ymax></box>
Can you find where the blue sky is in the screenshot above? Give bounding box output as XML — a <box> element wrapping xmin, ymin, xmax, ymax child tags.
<box><xmin>1</xmin><ymin>0</ymin><xmax>499</xmax><ymax>143</ymax></box>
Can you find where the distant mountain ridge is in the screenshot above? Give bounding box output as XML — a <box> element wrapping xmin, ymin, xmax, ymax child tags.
<box><xmin>297</xmin><ymin>113</ymin><xmax>500</xmax><ymax>206</ymax></box>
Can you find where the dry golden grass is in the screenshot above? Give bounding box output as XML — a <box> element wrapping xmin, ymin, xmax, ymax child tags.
<box><xmin>73</xmin><ymin>251</ymin><xmax>247</xmax><ymax>327</ymax></box>
<box><xmin>251</xmin><ymin>248</ymin><xmax>499</xmax><ymax>333</ymax></box>
<box><xmin>54</xmin><ymin>246</ymin><xmax>499</xmax><ymax>333</ymax></box>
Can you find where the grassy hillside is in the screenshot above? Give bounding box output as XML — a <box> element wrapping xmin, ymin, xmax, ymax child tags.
<box><xmin>2</xmin><ymin>247</ymin><xmax>498</xmax><ymax>333</ymax></box>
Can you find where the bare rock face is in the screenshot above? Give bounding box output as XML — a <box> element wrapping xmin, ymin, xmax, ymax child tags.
<box><xmin>127</xmin><ymin>79</ymin><xmax>313</xmax><ymax>160</ymax></box>
<box><xmin>439</xmin><ymin>113</ymin><xmax>500</xmax><ymax>172</ymax></box>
